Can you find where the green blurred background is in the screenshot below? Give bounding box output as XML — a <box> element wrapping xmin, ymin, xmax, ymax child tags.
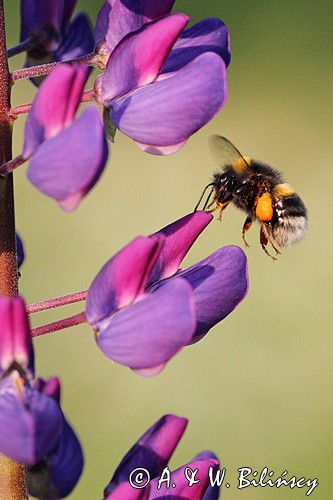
<box><xmin>4</xmin><ymin>0</ymin><xmax>333</xmax><ymax>498</ymax></box>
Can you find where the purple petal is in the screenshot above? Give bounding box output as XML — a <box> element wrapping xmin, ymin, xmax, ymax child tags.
<box><xmin>105</xmin><ymin>414</ymin><xmax>187</xmax><ymax>496</ymax></box>
<box><xmin>162</xmin><ymin>18</ymin><xmax>230</xmax><ymax>73</ymax></box>
<box><xmin>61</xmin><ymin>0</ymin><xmax>77</xmax><ymax>32</ymax></box>
<box><xmin>0</xmin><ymin>295</ymin><xmax>34</xmax><ymax>378</ymax></box>
<box><xmin>23</xmin><ymin>64</ymin><xmax>89</xmax><ymax>158</ymax></box>
<box><xmin>133</xmin><ymin>364</ymin><xmax>166</xmax><ymax>377</ymax></box>
<box><xmin>55</xmin><ymin>12</ymin><xmax>95</xmax><ymax>62</ymax></box>
<box><xmin>26</xmin><ymin>106</ymin><xmax>109</xmax><ymax>211</ymax></box>
<box><xmin>95</xmin><ymin>0</ymin><xmax>176</xmax><ymax>55</ymax></box>
<box><xmin>149</xmin><ymin>458</ymin><xmax>219</xmax><ymax>498</ymax></box>
<box><xmin>45</xmin><ymin>417</ymin><xmax>84</xmax><ymax>497</ymax></box>
<box><xmin>135</xmin><ymin>139</ymin><xmax>186</xmax><ymax>155</ymax></box>
<box><xmin>96</xmin><ymin>277</ymin><xmax>195</xmax><ymax>370</ymax></box>
<box><xmin>16</xmin><ymin>233</ymin><xmax>25</xmax><ymax>269</ymax></box>
<box><xmin>86</xmin><ymin>236</ymin><xmax>164</xmax><ymax>325</ymax></box>
<box><xmin>147</xmin><ymin>211</ymin><xmax>212</xmax><ymax>287</ymax></box>
<box><xmin>194</xmin><ymin>451</ymin><xmax>220</xmax><ymax>500</ymax></box>
<box><xmin>28</xmin><ymin>377</ymin><xmax>83</xmax><ymax>497</ymax></box>
<box><xmin>110</xmin><ymin>52</ymin><xmax>227</xmax><ymax>150</ymax></box>
<box><xmin>96</xmin><ymin>14</ymin><xmax>188</xmax><ymax>103</ymax></box>
<box><xmin>20</xmin><ymin>0</ymin><xmax>77</xmax><ymax>41</ymax></box>
<box><xmin>178</xmin><ymin>245</ymin><xmax>248</xmax><ymax>341</ymax></box>
<box><xmin>0</xmin><ymin>376</ymin><xmax>63</xmax><ymax>465</ymax></box>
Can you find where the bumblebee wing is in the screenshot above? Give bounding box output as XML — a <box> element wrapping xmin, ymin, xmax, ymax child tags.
<box><xmin>209</xmin><ymin>135</ymin><xmax>251</xmax><ymax>171</ymax></box>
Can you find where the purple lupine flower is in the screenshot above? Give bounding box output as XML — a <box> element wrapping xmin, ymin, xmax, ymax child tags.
<box><xmin>86</xmin><ymin>212</ymin><xmax>248</xmax><ymax>376</ymax></box>
<box><xmin>20</xmin><ymin>0</ymin><xmax>94</xmax><ymax>71</ymax></box>
<box><xmin>28</xmin><ymin>378</ymin><xmax>84</xmax><ymax>498</ymax></box>
<box><xmin>0</xmin><ymin>374</ymin><xmax>63</xmax><ymax>465</ymax></box>
<box><xmin>104</xmin><ymin>414</ymin><xmax>221</xmax><ymax>499</ymax></box>
<box><xmin>0</xmin><ymin>296</ymin><xmax>83</xmax><ymax>496</ymax></box>
<box><xmin>194</xmin><ymin>451</ymin><xmax>221</xmax><ymax>500</ymax></box>
<box><xmin>0</xmin><ymin>296</ymin><xmax>63</xmax><ymax>465</ymax></box>
<box><xmin>95</xmin><ymin>1</ymin><xmax>229</xmax><ymax>69</ymax></box>
<box><xmin>94</xmin><ymin>2</ymin><xmax>230</xmax><ymax>154</ymax></box>
<box><xmin>22</xmin><ymin>64</ymin><xmax>109</xmax><ymax>211</ymax></box>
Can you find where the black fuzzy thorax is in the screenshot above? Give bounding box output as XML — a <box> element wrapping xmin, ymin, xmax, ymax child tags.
<box><xmin>212</xmin><ymin>160</ymin><xmax>283</xmax><ymax>218</ymax></box>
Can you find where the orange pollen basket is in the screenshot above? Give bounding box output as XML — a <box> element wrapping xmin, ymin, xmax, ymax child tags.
<box><xmin>255</xmin><ymin>193</ymin><xmax>273</xmax><ymax>221</ymax></box>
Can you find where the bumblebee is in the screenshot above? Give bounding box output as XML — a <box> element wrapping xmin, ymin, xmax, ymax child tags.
<box><xmin>195</xmin><ymin>136</ymin><xmax>307</xmax><ymax>260</ymax></box>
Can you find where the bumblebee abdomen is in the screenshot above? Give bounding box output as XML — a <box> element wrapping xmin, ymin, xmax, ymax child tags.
<box><xmin>273</xmin><ymin>190</ymin><xmax>307</xmax><ymax>247</ymax></box>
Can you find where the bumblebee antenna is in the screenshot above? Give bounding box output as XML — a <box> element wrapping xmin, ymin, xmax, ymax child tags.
<box><xmin>202</xmin><ymin>185</ymin><xmax>215</xmax><ymax>211</ymax></box>
<box><xmin>194</xmin><ymin>182</ymin><xmax>214</xmax><ymax>212</ymax></box>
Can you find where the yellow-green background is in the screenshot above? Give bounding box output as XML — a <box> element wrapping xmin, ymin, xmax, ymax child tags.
<box><xmin>5</xmin><ymin>0</ymin><xmax>333</xmax><ymax>498</ymax></box>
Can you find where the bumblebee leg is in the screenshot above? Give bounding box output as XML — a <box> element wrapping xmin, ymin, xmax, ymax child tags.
<box><xmin>262</xmin><ymin>223</ymin><xmax>281</xmax><ymax>255</ymax></box>
<box><xmin>217</xmin><ymin>199</ymin><xmax>232</xmax><ymax>220</ymax></box>
<box><xmin>242</xmin><ymin>216</ymin><xmax>253</xmax><ymax>247</ymax></box>
<box><xmin>207</xmin><ymin>192</ymin><xmax>233</xmax><ymax>217</ymax></box>
<box><xmin>206</xmin><ymin>200</ymin><xmax>219</xmax><ymax>213</ymax></box>
<box><xmin>260</xmin><ymin>224</ymin><xmax>277</xmax><ymax>261</ymax></box>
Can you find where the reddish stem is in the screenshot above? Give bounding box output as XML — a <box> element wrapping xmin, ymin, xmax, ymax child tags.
<box><xmin>0</xmin><ymin>154</ymin><xmax>25</xmax><ymax>175</ymax></box>
<box><xmin>9</xmin><ymin>103</ymin><xmax>31</xmax><ymax>116</ymax></box>
<box><xmin>27</xmin><ymin>290</ymin><xmax>87</xmax><ymax>314</ymax></box>
<box><xmin>81</xmin><ymin>88</ymin><xmax>96</xmax><ymax>103</ymax></box>
<box><xmin>32</xmin><ymin>311</ymin><xmax>86</xmax><ymax>338</ymax></box>
<box><xmin>0</xmin><ymin>0</ymin><xmax>27</xmax><ymax>495</ymax></box>
<box><xmin>11</xmin><ymin>52</ymin><xmax>99</xmax><ymax>82</ymax></box>
<box><xmin>9</xmin><ymin>88</ymin><xmax>96</xmax><ymax>118</ymax></box>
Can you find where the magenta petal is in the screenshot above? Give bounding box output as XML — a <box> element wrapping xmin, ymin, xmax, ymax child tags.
<box><xmin>149</xmin><ymin>458</ymin><xmax>219</xmax><ymax>498</ymax></box>
<box><xmin>147</xmin><ymin>211</ymin><xmax>212</xmax><ymax>287</ymax></box>
<box><xmin>110</xmin><ymin>52</ymin><xmax>227</xmax><ymax>148</ymax></box>
<box><xmin>178</xmin><ymin>245</ymin><xmax>249</xmax><ymax>341</ymax></box>
<box><xmin>194</xmin><ymin>451</ymin><xmax>220</xmax><ymax>500</ymax></box>
<box><xmin>0</xmin><ymin>295</ymin><xmax>33</xmax><ymax>377</ymax></box>
<box><xmin>23</xmin><ymin>64</ymin><xmax>89</xmax><ymax>158</ymax></box>
<box><xmin>106</xmin><ymin>482</ymin><xmax>149</xmax><ymax>500</ymax></box>
<box><xmin>163</xmin><ymin>18</ymin><xmax>230</xmax><ymax>73</ymax></box>
<box><xmin>96</xmin><ymin>278</ymin><xmax>195</xmax><ymax>370</ymax></box>
<box><xmin>97</xmin><ymin>14</ymin><xmax>189</xmax><ymax>102</ymax></box>
<box><xmin>86</xmin><ymin>236</ymin><xmax>164</xmax><ymax>325</ymax></box>
<box><xmin>105</xmin><ymin>414</ymin><xmax>187</xmax><ymax>496</ymax></box>
<box><xmin>26</xmin><ymin>106</ymin><xmax>108</xmax><ymax>211</ymax></box>
<box><xmin>95</xmin><ymin>0</ymin><xmax>176</xmax><ymax>54</ymax></box>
